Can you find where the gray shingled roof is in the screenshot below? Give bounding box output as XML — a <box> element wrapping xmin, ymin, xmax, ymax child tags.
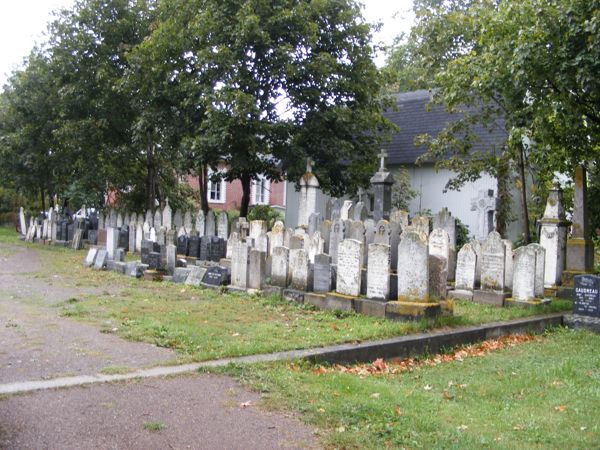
<box><xmin>383</xmin><ymin>90</ymin><xmax>507</xmax><ymax>165</ymax></box>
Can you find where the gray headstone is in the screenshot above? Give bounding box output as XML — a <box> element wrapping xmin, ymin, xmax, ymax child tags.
<box><xmin>162</xmin><ymin>199</ymin><xmax>172</xmax><ymax>230</ymax></box>
<box><xmin>366</xmin><ymin>243</ymin><xmax>390</xmax><ymax>300</ymax></box>
<box><xmin>106</xmin><ymin>227</ymin><xmax>119</xmax><ymax>260</ymax></box>
<box><xmin>83</xmin><ymin>248</ymin><xmax>98</xmax><ymax>267</ymax></box>
<box><xmin>166</xmin><ymin>244</ymin><xmax>176</xmax><ymax>275</ymax></box>
<box><xmin>480</xmin><ymin>231</ymin><xmax>505</xmax><ymax>291</ymax></box>
<box><xmin>185</xmin><ymin>266</ymin><xmax>208</xmax><ymax>286</ymax></box>
<box><xmin>93</xmin><ymin>249</ymin><xmax>108</xmax><ymax>270</ymax></box>
<box><xmin>231</xmin><ymin>241</ymin><xmax>250</xmax><ymax>288</ymax></box>
<box><xmin>471</xmin><ymin>189</ymin><xmax>499</xmax><ymax>241</ymax></box>
<box><xmin>271</xmin><ymin>246</ymin><xmax>290</xmax><ymax>288</ymax></box>
<box><xmin>217</xmin><ymin>212</ymin><xmax>229</xmax><ymax>239</ymax></box>
<box><xmin>205</xmin><ymin>210</ymin><xmax>216</xmax><ymax>236</ymax></box>
<box><xmin>313</xmin><ymin>253</ymin><xmax>333</xmax><ymax>293</ymax></box>
<box><xmin>455</xmin><ymin>243</ymin><xmax>477</xmax><ymax>291</ymax></box>
<box><xmin>429</xmin><ymin>254</ymin><xmax>448</xmax><ymax>300</ymax></box>
<box><xmin>329</xmin><ymin>219</ymin><xmax>345</xmax><ymax>264</ymax></box>
<box><xmin>397</xmin><ymin>230</ymin><xmax>429</xmax><ymax>301</ymax></box>
<box><xmin>308</xmin><ymin>212</ymin><xmax>323</xmax><ymax>237</ymax></box>
<box><xmin>336</xmin><ymin>239</ymin><xmax>363</xmax><ymax>297</ymax></box>
<box><xmin>270</xmin><ymin>221</ymin><xmax>285</xmax><ymax>255</ymax></box>
<box><xmin>289</xmin><ymin>248</ymin><xmax>311</xmax><ymax>291</ymax></box>
<box><xmin>248</xmin><ymin>250</ymin><xmax>267</xmax><ymax>289</ymax></box>
<box><xmin>195</xmin><ymin>210</ymin><xmax>205</xmax><ymax>237</ymax></box>
<box><xmin>340</xmin><ymin>200</ymin><xmax>353</xmax><ymax>221</ymax></box>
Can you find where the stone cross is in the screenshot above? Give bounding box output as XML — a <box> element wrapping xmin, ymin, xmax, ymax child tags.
<box><xmin>471</xmin><ymin>189</ymin><xmax>499</xmax><ymax>240</ymax></box>
<box><xmin>306</xmin><ymin>157</ymin><xmax>314</xmax><ymax>174</ymax></box>
<box><xmin>378</xmin><ymin>149</ymin><xmax>388</xmax><ymax>172</ymax></box>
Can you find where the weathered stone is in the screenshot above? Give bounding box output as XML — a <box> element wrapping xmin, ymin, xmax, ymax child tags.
<box><xmin>529</xmin><ymin>243</ymin><xmax>546</xmax><ymax>298</ymax></box>
<box><xmin>185</xmin><ymin>266</ymin><xmax>208</xmax><ymax>286</ymax></box>
<box><xmin>397</xmin><ymin>230</ymin><xmax>429</xmax><ymax>302</ymax></box>
<box><xmin>205</xmin><ymin>210</ymin><xmax>216</xmax><ymax>236</ymax></box>
<box><xmin>248</xmin><ymin>249</ymin><xmax>267</xmax><ymax>289</ymax></box>
<box><xmin>471</xmin><ymin>189</ymin><xmax>499</xmax><ymax>241</ymax></box>
<box><xmin>166</xmin><ymin>244</ymin><xmax>177</xmax><ymax>275</ymax></box>
<box><xmin>290</xmin><ymin>248</ymin><xmax>311</xmax><ymax>291</ymax></box>
<box><xmin>305</xmin><ymin>231</ymin><xmax>324</xmax><ymax>263</ymax></box>
<box><xmin>195</xmin><ymin>210</ymin><xmax>205</xmax><ymax>237</ymax></box>
<box><xmin>217</xmin><ymin>212</ymin><xmax>229</xmax><ymax>239</ymax></box>
<box><xmin>313</xmin><ymin>253</ymin><xmax>332</xmax><ymax>293</ymax></box>
<box><xmin>172</xmin><ymin>267</ymin><xmax>192</xmax><ymax>283</ymax></box>
<box><xmin>226</xmin><ymin>232</ymin><xmax>240</xmax><ymax>260</ymax></box>
<box><xmin>367</xmin><ymin>243</ymin><xmax>390</xmax><ymax>300</ymax></box>
<box><xmin>249</xmin><ymin>220</ymin><xmax>267</xmax><ymax>241</ymax></box>
<box><xmin>566</xmin><ymin>166</ymin><xmax>595</xmax><ymax>275</ymax></box>
<box><xmin>539</xmin><ymin>185</ymin><xmax>569</xmax><ymax>287</ymax></box>
<box><xmin>271</xmin><ymin>246</ymin><xmax>290</xmax><ymax>288</ymax></box>
<box><xmin>340</xmin><ymin>200</ymin><xmax>353</xmax><ymax>221</ymax></box>
<box><xmin>480</xmin><ymin>231</ymin><xmax>505</xmax><ymax>291</ymax></box>
<box><xmin>298</xmin><ymin>159</ymin><xmax>320</xmax><ymax>227</ymax></box>
<box><xmin>370</xmin><ymin>149</ymin><xmax>394</xmax><ymax>221</ymax></box>
<box><xmin>162</xmin><ymin>199</ymin><xmax>172</xmax><ymax>230</ymax></box>
<box><xmin>336</xmin><ymin>239</ymin><xmax>363</xmax><ymax>297</ymax></box>
<box><xmin>106</xmin><ymin>227</ymin><xmax>119</xmax><ymax>260</ymax></box>
<box><xmin>503</xmin><ymin>240</ymin><xmax>514</xmax><ymax>290</ymax></box>
<box><xmin>93</xmin><ymin>249</ymin><xmax>108</xmax><ymax>270</ymax></box>
<box><xmin>389</xmin><ymin>209</ymin><xmax>409</xmax><ymax>229</ymax></box>
<box><xmin>231</xmin><ymin>241</ymin><xmax>250</xmax><ymax>288</ymax></box>
<box><xmin>83</xmin><ymin>248</ymin><xmax>98</xmax><ymax>267</ymax></box>
<box><xmin>455</xmin><ymin>243</ymin><xmax>477</xmax><ymax>291</ymax></box>
<box><xmin>411</xmin><ymin>216</ymin><xmax>430</xmax><ymax>237</ymax></box>
<box><xmin>329</xmin><ymin>219</ymin><xmax>345</xmax><ymax>264</ymax></box>
<box><xmin>308</xmin><ymin>212</ymin><xmax>323</xmax><ymax>237</ymax></box>
<box><xmin>512</xmin><ymin>245</ymin><xmax>537</xmax><ymax>302</ymax></box>
<box><xmin>429</xmin><ymin>254</ymin><xmax>448</xmax><ymax>300</ymax></box>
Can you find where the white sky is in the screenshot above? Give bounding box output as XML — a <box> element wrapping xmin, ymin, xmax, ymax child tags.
<box><xmin>0</xmin><ymin>0</ymin><xmax>415</xmax><ymax>87</ymax></box>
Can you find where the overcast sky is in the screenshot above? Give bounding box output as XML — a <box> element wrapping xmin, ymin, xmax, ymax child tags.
<box><xmin>0</xmin><ymin>0</ymin><xmax>415</xmax><ymax>87</ymax></box>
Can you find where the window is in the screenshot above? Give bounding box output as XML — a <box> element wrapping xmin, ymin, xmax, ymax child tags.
<box><xmin>207</xmin><ymin>170</ymin><xmax>226</xmax><ymax>204</ymax></box>
<box><xmin>252</xmin><ymin>176</ymin><xmax>270</xmax><ymax>205</ymax></box>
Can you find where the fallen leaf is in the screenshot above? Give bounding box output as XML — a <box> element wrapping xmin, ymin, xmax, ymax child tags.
<box><xmin>239</xmin><ymin>401</ymin><xmax>252</xmax><ymax>408</ymax></box>
<box><xmin>370</xmin><ymin>393</ymin><xmax>380</xmax><ymax>398</ymax></box>
<box><xmin>442</xmin><ymin>390</ymin><xmax>454</xmax><ymax>400</ymax></box>
<box><xmin>457</xmin><ymin>425</ymin><xmax>468</xmax><ymax>431</ymax></box>
<box><xmin>554</xmin><ymin>405</ymin><xmax>567</xmax><ymax>412</ymax></box>
<box><xmin>395</xmin><ymin>407</ymin><xmax>402</xmax><ymax>416</ymax></box>
<box><xmin>424</xmin><ymin>385</ymin><xmax>433</xmax><ymax>391</ymax></box>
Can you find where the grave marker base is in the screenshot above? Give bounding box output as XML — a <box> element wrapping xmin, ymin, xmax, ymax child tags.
<box><xmin>563</xmin><ymin>314</ymin><xmax>600</xmax><ymax>334</ymax></box>
<box><xmin>385</xmin><ymin>301</ymin><xmax>441</xmax><ymax>320</ymax></box>
<box><xmin>505</xmin><ymin>298</ymin><xmax>551</xmax><ymax>308</ymax></box>
<box><xmin>473</xmin><ymin>290</ymin><xmax>509</xmax><ymax>307</ymax></box>
<box><xmin>447</xmin><ymin>289</ymin><xmax>473</xmax><ymax>301</ymax></box>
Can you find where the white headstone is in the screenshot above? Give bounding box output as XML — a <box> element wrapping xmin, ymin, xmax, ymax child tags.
<box><xmin>162</xmin><ymin>199</ymin><xmax>172</xmax><ymax>230</ymax></box>
<box><xmin>455</xmin><ymin>243</ymin><xmax>477</xmax><ymax>291</ymax></box>
<box><xmin>19</xmin><ymin>207</ymin><xmax>26</xmax><ymax>235</ymax></box>
<box><xmin>231</xmin><ymin>241</ymin><xmax>250</xmax><ymax>288</ymax></box>
<box><xmin>367</xmin><ymin>243</ymin><xmax>390</xmax><ymax>300</ymax></box>
<box><xmin>480</xmin><ymin>231</ymin><xmax>505</xmax><ymax>291</ymax></box>
<box><xmin>336</xmin><ymin>239</ymin><xmax>363</xmax><ymax>297</ymax></box>
<box><xmin>290</xmin><ymin>248</ymin><xmax>311</xmax><ymax>291</ymax></box>
<box><xmin>195</xmin><ymin>210</ymin><xmax>205</xmax><ymax>236</ymax></box>
<box><xmin>270</xmin><ymin>221</ymin><xmax>285</xmax><ymax>254</ymax></box>
<box><xmin>217</xmin><ymin>212</ymin><xmax>229</xmax><ymax>239</ymax></box>
<box><xmin>205</xmin><ymin>210</ymin><xmax>216</xmax><ymax>236</ymax></box>
<box><xmin>397</xmin><ymin>230</ymin><xmax>429</xmax><ymax>301</ymax></box>
<box><xmin>340</xmin><ymin>200</ymin><xmax>353</xmax><ymax>221</ymax></box>
<box><xmin>471</xmin><ymin>189</ymin><xmax>499</xmax><ymax>241</ymax></box>
<box><xmin>512</xmin><ymin>246</ymin><xmax>537</xmax><ymax>301</ymax></box>
<box><xmin>271</xmin><ymin>246</ymin><xmax>290</xmax><ymax>287</ymax></box>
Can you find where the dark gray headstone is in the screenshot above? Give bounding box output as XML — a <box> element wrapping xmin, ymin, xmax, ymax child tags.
<box><xmin>313</xmin><ymin>253</ymin><xmax>332</xmax><ymax>293</ymax></box>
<box><xmin>173</xmin><ymin>267</ymin><xmax>192</xmax><ymax>283</ymax></box>
<box><xmin>188</xmin><ymin>236</ymin><xmax>200</xmax><ymax>258</ymax></box>
<box><xmin>88</xmin><ymin>230</ymin><xmax>98</xmax><ymax>245</ymax></box>
<box><xmin>574</xmin><ymin>275</ymin><xmax>600</xmax><ymax>317</ymax></box>
<box><xmin>148</xmin><ymin>251</ymin><xmax>162</xmax><ymax>271</ymax></box>
<box><xmin>202</xmin><ymin>266</ymin><xmax>230</xmax><ymax>286</ymax></box>
<box><xmin>177</xmin><ymin>235</ymin><xmax>189</xmax><ymax>256</ymax></box>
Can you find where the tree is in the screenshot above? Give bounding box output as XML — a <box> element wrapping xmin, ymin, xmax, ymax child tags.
<box><xmin>390</xmin><ymin>0</ymin><xmax>599</xmax><ymax>242</ymax></box>
<box><xmin>144</xmin><ymin>0</ymin><xmax>392</xmax><ymax>217</ymax></box>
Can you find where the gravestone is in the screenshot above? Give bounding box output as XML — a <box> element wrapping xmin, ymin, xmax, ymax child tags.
<box><xmin>248</xmin><ymin>249</ymin><xmax>267</xmax><ymax>289</ymax></box>
<box><xmin>329</xmin><ymin>219</ymin><xmax>345</xmax><ymax>264</ymax></box>
<box><xmin>370</xmin><ymin>149</ymin><xmax>394</xmax><ymax>221</ymax></box>
<box><xmin>172</xmin><ymin>267</ymin><xmax>192</xmax><ymax>283</ymax></box>
<box><xmin>98</xmin><ymin>212</ymin><xmax>105</xmax><ymax>230</ymax></box>
<box><xmin>119</xmin><ymin>226</ymin><xmax>129</xmax><ymax>250</ymax></box>
<box><xmin>530</xmin><ymin>243</ymin><xmax>546</xmax><ymax>298</ymax></box>
<box><xmin>503</xmin><ymin>240</ymin><xmax>514</xmax><ymax>291</ymax></box>
<box><xmin>471</xmin><ymin>189</ymin><xmax>499</xmax><ymax>241</ymax></box>
<box><xmin>202</xmin><ymin>266</ymin><xmax>230</xmax><ymax>286</ymax></box>
<box><xmin>173</xmin><ymin>210</ymin><xmax>183</xmax><ymax>231</ymax></box>
<box><xmin>135</xmin><ymin>223</ymin><xmax>143</xmax><ymax>253</ymax></box>
<box><xmin>93</xmin><ymin>249</ymin><xmax>108</xmax><ymax>270</ymax></box>
<box><xmin>271</xmin><ymin>246</ymin><xmax>290</xmax><ymax>288</ymax></box>
<box><xmin>166</xmin><ymin>244</ymin><xmax>177</xmax><ymax>274</ymax></box>
<box><xmin>162</xmin><ymin>199</ymin><xmax>172</xmax><ymax>230</ymax></box>
<box><xmin>429</xmin><ymin>254</ymin><xmax>448</xmax><ymax>300</ymax></box>
<box><xmin>188</xmin><ymin>235</ymin><xmax>200</xmax><ymax>258</ymax></box>
<box><xmin>450</xmin><ymin>243</ymin><xmax>477</xmax><ymax>300</ymax></box>
<box><xmin>128</xmin><ymin>226</ymin><xmax>136</xmax><ymax>254</ymax></box>
<box><xmin>83</xmin><ymin>248</ymin><xmax>98</xmax><ymax>267</ymax></box>
<box><xmin>195</xmin><ymin>210</ymin><xmax>205</xmax><ymax>236</ymax></box>
<box><xmin>330</xmin><ymin>198</ymin><xmax>343</xmax><ymax>221</ymax></box>
<box><xmin>255</xmin><ymin>232</ymin><xmax>269</xmax><ymax>254</ymax></box>
<box><xmin>149</xmin><ymin>227</ymin><xmax>157</xmax><ymax>242</ymax></box>
<box><xmin>249</xmin><ymin>220</ymin><xmax>267</xmax><ymax>241</ymax></box>
<box><xmin>336</xmin><ymin>239</ymin><xmax>363</xmax><ymax>297</ymax></box>
<box><xmin>270</xmin><ymin>221</ymin><xmax>285</xmax><ymax>254</ymax></box>
<box><xmin>433</xmin><ymin>208</ymin><xmax>456</xmax><ymax>250</ymax></box>
<box><xmin>116</xmin><ymin>213</ymin><xmax>123</xmax><ymax>228</ymax></box>
<box><xmin>340</xmin><ymin>200</ymin><xmax>353</xmax><ymax>221</ymax></box>
<box><xmin>319</xmin><ymin>220</ymin><xmax>331</xmax><ymax>254</ymax></box>
<box><xmin>177</xmin><ymin>235</ymin><xmax>189</xmax><ymax>256</ymax></box>
<box><xmin>305</xmin><ymin>231</ymin><xmax>324</xmax><ymax>263</ymax></box>
<box><xmin>88</xmin><ymin>230</ymin><xmax>98</xmax><ymax>246</ymax></box>
<box><xmin>397</xmin><ymin>230</ymin><xmax>429</xmax><ymax>302</ymax></box>
<box><xmin>106</xmin><ymin>227</ymin><xmax>119</xmax><ymax>260</ymax></box>
<box><xmin>183</xmin><ymin>211</ymin><xmax>193</xmax><ymax>233</ymax></box>
<box><xmin>289</xmin><ymin>235</ymin><xmax>304</xmax><ymax>250</ymax></box>
<box><xmin>411</xmin><ymin>216</ymin><xmax>430</xmax><ymax>237</ymax></box>
<box><xmin>147</xmin><ymin>251</ymin><xmax>162</xmax><ymax>271</ymax></box>
<box><xmin>573</xmin><ymin>275</ymin><xmax>600</xmax><ymax>317</ymax></box>
<box><xmin>226</xmin><ymin>232</ymin><xmax>240</xmax><ymax>260</ymax></box>
<box><xmin>367</xmin><ymin>243</ymin><xmax>390</xmax><ymax>300</ymax></box>
<box><xmin>539</xmin><ymin>184</ymin><xmax>569</xmax><ymax>287</ymax></box>
<box><xmin>473</xmin><ymin>231</ymin><xmax>508</xmax><ymax>306</ymax></box>
<box><xmin>389</xmin><ymin>209</ymin><xmax>409</xmax><ymax>229</ymax></box>
<box><xmin>205</xmin><ymin>210</ymin><xmax>216</xmax><ymax>236</ymax></box>
<box><xmin>231</xmin><ymin>242</ymin><xmax>250</xmax><ymax>288</ymax></box>
<box><xmin>297</xmin><ymin>158</ymin><xmax>320</xmax><ymax>227</ymax></box>
<box><xmin>217</xmin><ymin>212</ymin><xmax>229</xmax><ymax>239</ymax></box>
<box><xmin>289</xmin><ymin>248</ymin><xmax>311</xmax><ymax>291</ymax></box>
<box><xmin>353</xmin><ymin>202</ymin><xmax>368</xmax><ymax>221</ymax></box>
<box><xmin>313</xmin><ymin>253</ymin><xmax>333</xmax><ymax>293</ymax></box>
<box><xmin>511</xmin><ymin>245</ymin><xmax>537</xmax><ymax>302</ymax></box>
<box><xmin>308</xmin><ymin>212</ymin><xmax>323</xmax><ymax>237</ymax></box>
<box><xmin>185</xmin><ymin>266</ymin><xmax>207</xmax><ymax>286</ymax></box>
<box><xmin>428</xmin><ymin>228</ymin><xmax>450</xmax><ymax>269</ymax></box>
<box><xmin>19</xmin><ymin>207</ymin><xmax>26</xmax><ymax>235</ymax></box>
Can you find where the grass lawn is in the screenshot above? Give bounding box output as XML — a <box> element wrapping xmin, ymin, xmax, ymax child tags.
<box><xmin>0</xmin><ymin>227</ymin><xmax>573</xmax><ymax>363</ymax></box>
<box><xmin>211</xmin><ymin>328</ymin><xmax>600</xmax><ymax>449</ymax></box>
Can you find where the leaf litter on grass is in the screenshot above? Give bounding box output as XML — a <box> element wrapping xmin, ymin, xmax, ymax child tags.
<box><xmin>311</xmin><ymin>334</ymin><xmax>540</xmax><ymax>377</ymax></box>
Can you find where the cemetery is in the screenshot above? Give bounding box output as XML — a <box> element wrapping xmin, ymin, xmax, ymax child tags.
<box><xmin>1</xmin><ymin>0</ymin><xmax>599</xmax><ymax>447</ymax></box>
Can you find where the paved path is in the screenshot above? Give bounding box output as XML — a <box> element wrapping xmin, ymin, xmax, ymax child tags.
<box><xmin>0</xmin><ymin>241</ymin><xmax>319</xmax><ymax>449</ymax></box>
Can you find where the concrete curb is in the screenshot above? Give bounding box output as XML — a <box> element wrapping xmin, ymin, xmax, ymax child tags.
<box><xmin>0</xmin><ymin>313</ymin><xmax>564</xmax><ymax>395</ymax></box>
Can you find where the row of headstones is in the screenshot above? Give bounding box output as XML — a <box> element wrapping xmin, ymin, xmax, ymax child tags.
<box><xmin>230</xmin><ymin>224</ymin><xmax>457</xmax><ymax>302</ymax></box>
<box><xmin>98</xmin><ymin>205</ymin><xmax>230</xmax><ymax>241</ymax></box>
<box><xmin>452</xmin><ymin>231</ymin><xmax>547</xmax><ymax>303</ymax></box>
<box><xmin>21</xmin><ymin>207</ymin><xmax>95</xmax><ymax>247</ymax></box>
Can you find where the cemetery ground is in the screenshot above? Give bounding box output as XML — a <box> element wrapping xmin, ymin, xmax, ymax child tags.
<box><xmin>1</xmin><ymin>226</ymin><xmax>598</xmax><ymax>448</ymax></box>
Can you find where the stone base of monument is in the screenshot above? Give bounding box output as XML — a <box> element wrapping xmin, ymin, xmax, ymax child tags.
<box><xmin>282</xmin><ymin>288</ymin><xmax>305</xmax><ymax>304</ymax></box>
<box><xmin>543</xmin><ymin>286</ymin><xmax>558</xmax><ymax>297</ymax></box>
<box><xmin>504</xmin><ymin>298</ymin><xmax>551</xmax><ymax>308</ymax></box>
<box><xmin>143</xmin><ymin>270</ymin><xmax>165</xmax><ymax>282</ymax></box>
<box><xmin>219</xmin><ymin>258</ymin><xmax>232</xmax><ymax>270</ymax></box>
<box><xmin>385</xmin><ymin>301</ymin><xmax>441</xmax><ymax>321</ymax></box>
<box><xmin>113</xmin><ymin>261</ymin><xmax>127</xmax><ymax>275</ymax></box>
<box><xmin>556</xmin><ymin>287</ymin><xmax>575</xmax><ymax>299</ymax></box>
<box><xmin>563</xmin><ymin>314</ymin><xmax>600</xmax><ymax>333</ymax></box>
<box><xmin>354</xmin><ymin>298</ymin><xmax>387</xmax><ymax>318</ymax></box>
<box><xmin>262</xmin><ymin>286</ymin><xmax>284</xmax><ymax>297</ymax></box>
<box><xmin>447</xmin><ymin>289</ymin><xmax>473</xmax><ymax>301</ymax></box>
<box><xmin>561</xmin><ymin>269</ymin><xmax>594</xmax><ymax>287</ymax></box>
<box><xmin>305</xmin><ymin>292</ymin><xmax>355</xmax><ymax>312</ymax></box>
<box><xmin>473</xmin><ymin>290</ymin><xmax>509</xmax><ymax>307</ymax></box>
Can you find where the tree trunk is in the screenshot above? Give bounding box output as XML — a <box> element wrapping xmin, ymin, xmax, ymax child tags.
<box><xmin>145</xmin><ymin>142</ymin><xmax>156</xmax><ymax>210</ymax></box>
<box><xmin>240</xmin><ymin>173</ymin><xmax>252</xmax><ymax>218</ymax></box>
<box><xmin>518</xmin><ymin>143</ymin><xmax>531</xmax><ymax>244</ymax></box>
<box><xmin>40</xmin><ymin>187</ymin><xmax>46</xmax><ymax>214</ymax></box>
<box><xmin>495</xmin><ymin>158</ymin><xmax>510</xmax><ymax>237</ymax></box>
<box><xmin>198</xmin><ymin>165</ymin><xmax>209</xmax><ymax>214</ymax></box>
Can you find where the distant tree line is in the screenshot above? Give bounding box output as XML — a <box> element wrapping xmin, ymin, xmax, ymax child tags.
<box><xmin>0</xmin><ymin>0</ymin><xmax>392</xmax><ymax>216</ymax></box>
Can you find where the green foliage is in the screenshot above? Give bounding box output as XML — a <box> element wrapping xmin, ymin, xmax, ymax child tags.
<box><xmin>455</xmin><ymin>218</ymin><xmax>470</xmax><ymax>250</ymax></box>
<box><xmin>247</xmin><ymin>205</ymin><xmax>283</xmax><ymax>229</ymax></box>
<box><xmin>391</xmin><ymin>167</ymin><xmax>417</xmax><ymax>211</ymax></box>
